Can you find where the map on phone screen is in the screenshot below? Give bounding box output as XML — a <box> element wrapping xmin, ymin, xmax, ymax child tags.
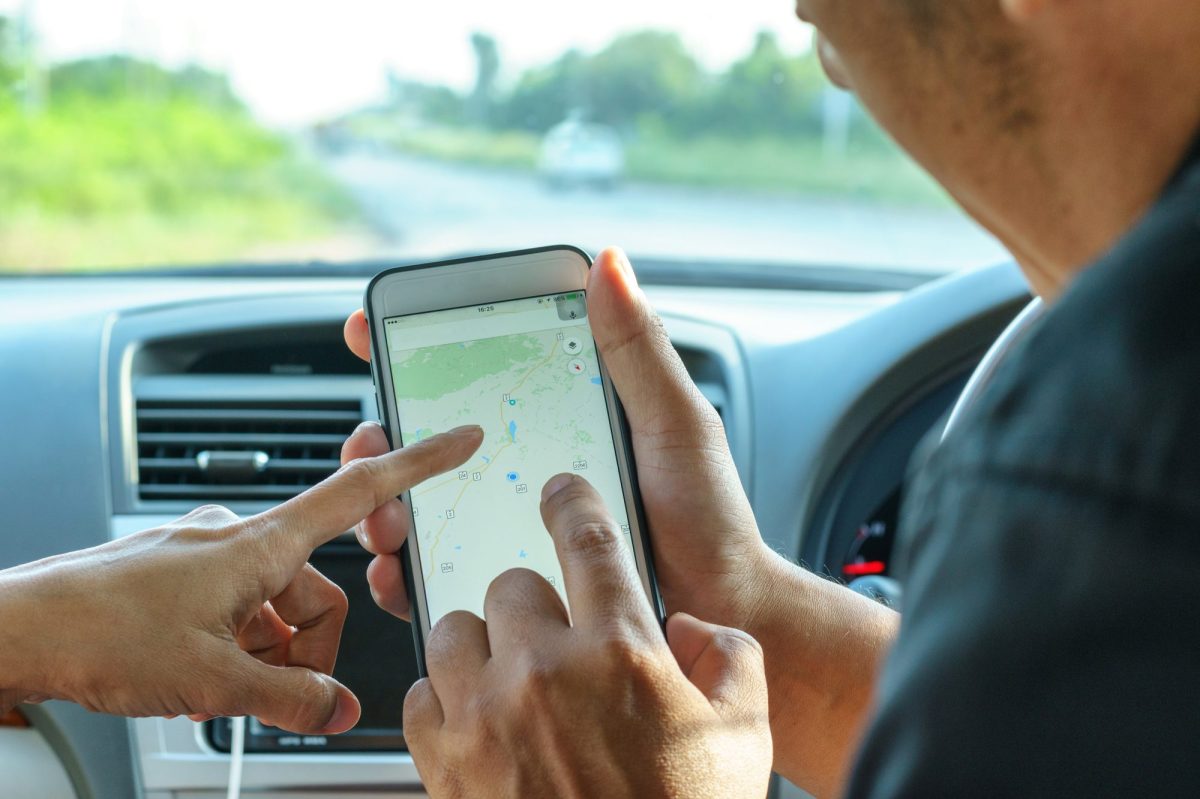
<box><xmin>383</xmin><ymin>291</ymin><xmax>634</xmax><ymax>625</ymax></box>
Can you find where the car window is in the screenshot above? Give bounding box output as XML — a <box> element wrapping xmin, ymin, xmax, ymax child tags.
<box><xmin>0</xmin><ymin>0</ymin><xmax>1005</xmax><ymax>276</ymax></box>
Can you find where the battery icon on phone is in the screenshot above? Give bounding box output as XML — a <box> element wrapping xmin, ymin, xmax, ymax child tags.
<box><xmin>555</xmin><ymin>293</ymin><xmax>588</xmax><ymax>321</ymax></box>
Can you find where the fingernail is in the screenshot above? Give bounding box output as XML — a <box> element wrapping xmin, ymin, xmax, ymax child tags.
<box><xmin>541</xmin><ymin>473</ymin><xmax>576</xmax><ymax>502</ymax></box>
<box><xmin>448</xmin><ymin>425</ymin><xmax>483</xmax><ymax>437</ymax></box>
<box><xmin>322</xmin><ymin>690</ymin><xmax>359</xmax><ymax>734</ymax></box>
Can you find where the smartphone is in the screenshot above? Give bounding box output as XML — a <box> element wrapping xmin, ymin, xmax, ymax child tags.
<box><xmin>365</xmin><ymin>245</ymin><xmax>664</xmax><ymax>671</ymax></box>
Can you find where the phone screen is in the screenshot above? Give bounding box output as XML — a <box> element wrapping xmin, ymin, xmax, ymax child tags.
<box><xmin>383</xmin><ymin>291</ymin><xmax>635</xmax><ymax>626</ymax></box>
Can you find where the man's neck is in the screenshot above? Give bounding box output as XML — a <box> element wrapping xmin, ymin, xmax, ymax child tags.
<box><xmin>1001</xmin><ymin>5</ymin><xmax>1200</xmax><ymax>300</ymax></box>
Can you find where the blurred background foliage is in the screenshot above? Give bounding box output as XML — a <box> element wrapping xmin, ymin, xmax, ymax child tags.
<box><xmin>0</xmin><ymin>19</ymin><xmax>351</xmax><ymax>270</ymax></box>
<box><xmin>356</xmin><ymin>30</ymin><xmax>935</xmax><ymax>200</ymax></box>
<box><xmin>0</xmin><ymin>17</ymin><xmax>938</xmax><ymax>271</ymax></box>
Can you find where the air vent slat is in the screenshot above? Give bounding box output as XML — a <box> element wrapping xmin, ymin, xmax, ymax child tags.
<box><xmin>140</xmin><ymin>458</ymin><xmax>342</xmax><ymax>474</ymax></box>
<box><xmin>134</xmin><ymin>398</ymin><xmax>362</xmax><ymax>504</ymax></box>
<box><xmin>139</xmin><ymin>484</ymin><xmax>310</xmax><ymax>500</ymax></box>
<box><xmin>137</xmin><ymin>408</ymin><xmax>362</xmax><ymax>423</ymax></box>
<box><xmin>138</xmin><ymin>433</ymin><xmax>349</xmax><ymax>446</ymax></box>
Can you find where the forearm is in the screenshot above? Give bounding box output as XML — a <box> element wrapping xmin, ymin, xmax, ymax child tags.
<box><xmin>746</xmin><ymin>551</ymin><xmax>899</xmax><ymax>797</ymax></box>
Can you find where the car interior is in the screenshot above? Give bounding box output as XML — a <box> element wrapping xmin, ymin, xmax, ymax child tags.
<box><xmin>0</xmin><ymin>2</ymin><xmax>1032</xmax><ymax>798</ymax></box>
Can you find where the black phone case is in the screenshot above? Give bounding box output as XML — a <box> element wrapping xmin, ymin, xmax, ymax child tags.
<box><xmin>364</xmin><ymin>245</ymin><xmax>665</xmax><ymax>676</ymax></box>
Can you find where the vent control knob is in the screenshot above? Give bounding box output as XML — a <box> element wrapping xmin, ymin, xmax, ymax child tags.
<box><xmin>196</xmin><ymin>450</ymin><xmax>270</xmax><ymax>482</ymax></box>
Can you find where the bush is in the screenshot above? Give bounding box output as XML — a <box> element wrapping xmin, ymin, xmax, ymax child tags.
<box><xmin>0</xmin><ymin>54</ymin><xmax>353</xmax><ymax>270</ymax></box>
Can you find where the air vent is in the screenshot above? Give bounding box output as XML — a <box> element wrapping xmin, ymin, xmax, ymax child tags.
<box><xmin>135</xmin><ymin>399</ymin><xmax>363</xmax><ymax>502</ymax></box>
<box><xmin>676</xmin><ymin>345</ymin><xmax>728</xmax><ymax>424</ymax></box>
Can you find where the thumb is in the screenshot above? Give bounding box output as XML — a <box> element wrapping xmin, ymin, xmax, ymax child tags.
<box><xmin>218</xmin><ymin>650</ymin><xmax>361</xmax><ymax>735</ymax></box>
<box><xmin>666</xmin><ymin>612</ymin><xmax>768</xmax><ymax>722</ymax></box>
<box><xmin>587</xmin><ymin>249</ymin><xmax>754</xmax><ymax>530</ymax></box>
<box><xmin>587</xmin><ymin>248</ymin><xmax>721</xmax><ymax>439</ymax></box>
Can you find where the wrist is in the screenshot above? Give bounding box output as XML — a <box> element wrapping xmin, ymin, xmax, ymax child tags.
<box><xmin>732</xmin><ymin>544</ymin><xmax>798</xmax><ymax>637</ymax></box>
<box><xmin>0</xmin><ymin>555</ymin><xmax>85</xmax><ymax>698</ymax></box>
<box><xmin>740</xmin><ymin>549</ymin><xmax>899</xmax><ymax>796</ymax></box>
<box><xmin>0</xmin><ymin>569</ymin><xmax>46</xmax><ymax>693</ymax></box>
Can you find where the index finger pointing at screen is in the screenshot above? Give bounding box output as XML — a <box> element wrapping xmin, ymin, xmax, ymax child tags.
<box><xmin>258</xmin><ymin>425</ymin><xmax>484</xmax><ymax>557</ymax></box>
<box><xmin>539</xmin><ymin>473</ymin><xmax>658</xmax><ymax>633</ymax></box>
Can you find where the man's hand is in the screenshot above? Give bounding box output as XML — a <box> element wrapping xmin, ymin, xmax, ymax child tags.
<box><xmin>405</xmin><ymin>474</ymin><xmax>772</xmax><ymax>798</ymax></box>
<box><xmin>344</xmin><ymin>248</ymin><xmax>898</xmax><ymax>795</ymax></box>
<box><xmin>0</xmin><ymin>425</ymin><xmax>482</xmax><ymax>732</ymax></box>
<box><xmin>342</xmin><ymin>248</ymin><xmax>772</xmax><ymax>628</ymax></box>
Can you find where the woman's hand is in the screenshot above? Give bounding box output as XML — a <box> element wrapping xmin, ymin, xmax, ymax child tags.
<box><xmin>0</xmin><ymin>425</ymin><xmax>482</xmax><ymax>732</ymax></box>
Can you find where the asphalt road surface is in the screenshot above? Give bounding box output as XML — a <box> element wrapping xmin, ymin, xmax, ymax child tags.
<box><xmin>324</xmin><ymin>151</ymin><xmax>1008</xmax><ymax>275</ymax></box>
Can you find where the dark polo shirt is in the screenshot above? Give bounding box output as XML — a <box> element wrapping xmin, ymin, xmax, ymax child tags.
<box><xmin>847</xmin><ymin>139</ymin><xmax>1200</xmax><ymax>796</ymax></box>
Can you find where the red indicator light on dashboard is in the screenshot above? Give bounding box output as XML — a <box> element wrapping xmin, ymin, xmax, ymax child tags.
<box><xmin>842</xmin><ymin>560</ymin><xmax>887</xmax><ymax>577</ymax></box>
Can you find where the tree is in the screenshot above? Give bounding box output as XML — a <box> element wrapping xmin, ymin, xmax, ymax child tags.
<box><xmin>408</xmin><ymin>28</ymin><xmax>880</xmax><ymax>147</ymax></box>
<box><xmin>469</xmin><ymin>32</ymin><xmax>500</xmax><ymax>125</ymax></box>
<box><xmin>495</xmin><ymin>48</ymin><xmax>587</xmax><ymax>132</ymax></box>
<box><xmin>703</xmin><ymin>31</ymin><xmax>825</xmax><ymax>137</ymax></box>
<box><xmin>387</xmin><ymin>70</ymin><xmax>465</xmax><ymax>124</ymax></box>
<box><xmin>47</xmin><ymin>55</ymin><xmax>240</xmax><ymax>110</ymax></box>
<box><xmin>493</xmin><ymin>31</ymin><xmax>705</xmax><ymax>133</ymax></box>
<box><xmin>0</xmin><ymin>16</ymin><xmax>21</xmax><ymax>102</ymax></box>
<box><xmin>582</xmin><ymin>31</ymin><xmax>705</xmax><ymax>129</ymax></box>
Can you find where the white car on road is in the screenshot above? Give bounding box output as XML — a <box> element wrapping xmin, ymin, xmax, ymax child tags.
<box><xmin>538</xmin><ymin>120</ymin><xmax>625</xmax><ymax>189</ymax></box>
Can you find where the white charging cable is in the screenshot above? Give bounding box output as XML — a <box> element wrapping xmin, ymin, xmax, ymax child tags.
<box><xmin>226</xmin><ymin>716</ymin><xmax>246</xmax><ymax>799</ymax></box>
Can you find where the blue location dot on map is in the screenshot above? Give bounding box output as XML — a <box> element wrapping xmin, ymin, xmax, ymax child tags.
<box><xmin>506</xmin><ymin>471</ymin><xmax>519</xmax><ymax>482</ymax></box>
<box><xmin>508</xmin><ymin>399</ymin><xmax>517</xmax><ymax>406</ymax></box>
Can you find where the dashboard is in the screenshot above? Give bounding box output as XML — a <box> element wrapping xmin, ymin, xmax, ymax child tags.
<box><xmin>0</xmin><ymin>261</ymin><xmax>1030</xmax><ymax>798</ymax></box>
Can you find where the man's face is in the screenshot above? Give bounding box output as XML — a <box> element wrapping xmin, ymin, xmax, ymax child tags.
<box><xmin>793</xmin><ymin>0</ymin><xmax>1034</xmax><ymax>222</ymax></box>
<box><xmin>795</xmin><ymin>3</ymin><xmax>853</xmax><ymax>91</ymax></box>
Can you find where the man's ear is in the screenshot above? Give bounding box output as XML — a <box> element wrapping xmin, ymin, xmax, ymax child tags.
<box><xmin>1001</xmin><ymin>0</ymin><xmax>1050</xmax><ymax>24</ymax></box>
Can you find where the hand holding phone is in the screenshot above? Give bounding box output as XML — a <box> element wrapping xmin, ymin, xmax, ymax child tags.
<box><xmin>348</xmin><ymin>247</ymin><xmax>778</xmax><ymax>796</ymax></box>
<box><xmin>364</xmin><ymin>246</ymin><xmax>664</xmax><ymax>668</ymax></box>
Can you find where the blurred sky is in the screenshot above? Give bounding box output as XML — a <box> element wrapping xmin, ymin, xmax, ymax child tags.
<box><xmin>0</xmin><ymin>0</ymin><xmax>814</xmax><ymax>126</ymax></box>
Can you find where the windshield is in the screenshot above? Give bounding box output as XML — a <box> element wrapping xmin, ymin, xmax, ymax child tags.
<box><xmin>0</xmin><ymin>1</ymin><xmax>1005</xmax><ymax>276</ymax></box>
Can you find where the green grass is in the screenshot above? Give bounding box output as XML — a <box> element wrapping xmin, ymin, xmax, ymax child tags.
<box><xmin>626</xmin><ymin>133</ymin><xmax>950</xmax><ymax>206</ymax></box>
<box><xmin>0</xmin><ymin>205</ymin><xmax>345</xmax><ymax>272</ymax></box>
<box><xmin>0</xmin><ymin>96</ymin><xmax>354</xmax><ymax>272</ymax></box>
<box><xmin>369</xmin><ymin>123</ymin><xmax>950</xmax><ymax>206</ymax></box>
<box><xmin>373</xmin><ymin>125</ymin><xmax>541</xmax><ymax>171</ymax></box>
